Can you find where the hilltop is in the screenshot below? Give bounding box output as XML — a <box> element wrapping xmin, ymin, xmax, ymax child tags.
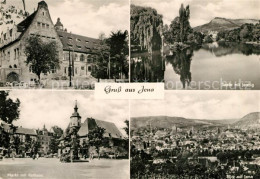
<box><xmin>130</xmin><ymin>116</ymin><xmax>235</xmax><ymax>130</ymax></box>
<box><xmin>193</xmin><ymin>17</ymin><xmax>259</xmax><ymax>33</ymax></box>
<box><xmin>131</xmin><ymin>113</ymin><xmax>260</xmax><ymax>130</ymax></box>
<box><xmin>232</xmin><ymin>112</ymin><xmax>260</xmax><ymax>129</ymax></box>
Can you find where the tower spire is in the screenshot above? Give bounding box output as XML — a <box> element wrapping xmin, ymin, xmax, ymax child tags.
<box><xmin>74</xmin><ymin>100</ymin><xmax>78</xmax><ymax>112</ymax></box>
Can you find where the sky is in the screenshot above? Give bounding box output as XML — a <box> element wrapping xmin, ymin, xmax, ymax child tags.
<box><xmin>8</xmin><ymin>90</ymin><xmax>129</xmax><ymax>136</ymax></box>
<box><xmin>1</xmin><ymin>0</ymin><xmax>129</xmax><ymax>38</ymax></box>
<box><xmin>131</xmin><ymin>91</ymin><xmax>260</xmax><ymax>120</ymax></box>
<box><xmin>131</xmin><ymin>0</ymin><xmax>260</xmax><ymax>27</ymax></box>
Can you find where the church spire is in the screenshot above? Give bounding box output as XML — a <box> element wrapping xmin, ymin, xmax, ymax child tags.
<box><xmin>74</xmin><ymin>100</ymin><xmax>78</xmax><ymax>112</ymax></box>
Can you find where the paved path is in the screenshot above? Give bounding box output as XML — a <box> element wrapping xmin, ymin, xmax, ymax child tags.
<box><xmin>0</xmin><ymin>158</ymin><xmax>129</xmax><ymax>179</ymax></box>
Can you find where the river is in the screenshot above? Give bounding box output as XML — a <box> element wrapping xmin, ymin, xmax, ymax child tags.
<box><xmin>131</xmin><ymin>42</ymin><xmax>260</xmax><ymax>90</ymax></box>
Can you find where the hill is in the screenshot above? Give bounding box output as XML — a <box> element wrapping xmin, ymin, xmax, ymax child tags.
<box><xmin>233</xmin><ymin>112</ymin><xmax>260</xmax><ymax>129</ymax></box>
<box><xmin>193</xmin><ymin>17</ymin><xmax>259</xmax><ymax>33</ymax></box>
<box><xmin>131</xmin><ymin>116</ymin><xmax>233</xmax><ymax>130</ymax></box>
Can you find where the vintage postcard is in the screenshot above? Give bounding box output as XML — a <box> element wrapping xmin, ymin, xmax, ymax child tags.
<box><xmin>0</xmin><ymin>0</ymin><xmax>129</xmax><ymax>90</ymax></box>
<box><xmin>0</xmin><ymin>90</ymin><xmax>129</xmax><ymax>178</ymax></box>
<box><xmin>130</xmin><ymin>0</ymin><xmax>260</xmax><ymax>90</ymax></box>
<box><xmin>130</xmin><ymin>91</ymin><xmax>260</xmax><ymax>178</ymax></box>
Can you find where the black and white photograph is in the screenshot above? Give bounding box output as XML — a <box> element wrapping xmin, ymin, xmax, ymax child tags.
<box><xmin>0</xmin><ymin>0</ymin><xmax>129</xmax><ymax>89</ymax></box>
<box><xmin>130</xmin><ymin>0</ymin><xmax>260</xmax><ymax>90</ymax></box>
<box><xmin>0</xmin><ymin>90</ymin><xmax>129</xmax><ymax>178</ymax></box>
<box><xmin>130</xmin><ymin>91</ymin><xmax>260</xmax><ymax>178</ymax></box>
<box><xmin>0</xmin><ymin>0</ymin><xmax>260</xmax><ymax>178</ymax></box>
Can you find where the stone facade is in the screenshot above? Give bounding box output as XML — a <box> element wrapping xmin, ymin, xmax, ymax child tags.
<box><xmin>0</xmin><ymin>1</ymin><xmax>97</xmax><ymax>85</ymax></box>
<box><xmin>37</xmin><ymin>125</ymin><xmax>53</xmax><ymax>155</ymax></box>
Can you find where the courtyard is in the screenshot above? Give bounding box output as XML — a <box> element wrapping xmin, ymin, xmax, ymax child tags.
<box><xmin>0</xmin><ymin>158</ymin><xmax>129</xmax><ymax>179</ymax></box>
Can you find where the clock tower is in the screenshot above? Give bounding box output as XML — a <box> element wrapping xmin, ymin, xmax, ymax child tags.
<box><xmin>70</xmin><ymin>100</ymin><xmax>81</xmax><ymax>128</ymax></box>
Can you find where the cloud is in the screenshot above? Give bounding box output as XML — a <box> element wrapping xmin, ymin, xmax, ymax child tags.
<box><xmin>3</xmin><ymin>0</ymin><xmax>129</xmax><ymax>38</ymax></box>
<box><xmin>132</xmin><ymin>0</ymin><xmax>260</xmax><ymax>27</ymax></box>
<box><xmin>9</xmin><ymin>91</ymin><xmax>129</xmax><ymax>136</ymax></box>
<box><xmin>131</xmin><ymin>91</ymin><xmax>260</xmax><ymax>120</ymax></box>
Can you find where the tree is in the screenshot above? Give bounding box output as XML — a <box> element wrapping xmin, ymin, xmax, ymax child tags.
<box><xmin>131</xmin><ymin>5</ymin><xmax>163</xmax><ymax>52</ymax></box>
<box><xmin>13</xmin><ymin>135</ymin><xmax>21</xmax><ymax>154</ymax></box>
<box><xmin>88</xmin><ymin>126</ymin><xmax>106</xmax><ymax>159</ymax></box>
<box><xmin>91</xmin><ymin>35</ymin><xmax>110</xmax><ymax>79</ymax></box>
<box><xmin>24</xmin><ymin>134</ymin><xmax>32</xmax><ymax>153</ymax></box>
<box><xmin>240</xmin><ymin>25</ymin><xmax>250</xmax><ymax>41</ymax></box>
<box><xmin>31</xmin><ymin>140</ymin><xmax>41</xmax><ymax>155</ymax></box>
<box><xmin>204</xmin><ymin>34</ymin><xmax>214</xmax><ymax>43</ymax></box>
<box><xmin>49</xmin><ymin>137</ymin><xmax>59</xmax><ymax>154</ymax></box>
<box><xmin>51</xmin><ymin>126</ymin><xmax>63</xmax><ymax>139</ymax></box>
<box><xmin>107</xmin><ymin>30</ymin><xmax>129</xmax><ymax>79</ymax></box>
<box><xmin>179</xmin><ymin>4</ymin><xmax>192</xmax><ymax>42</ymax></box>
<box><xmin>123</xmin><ymin>120</ymin><xmax>129</xmax><ymax>138</ymax></box>
<box><xmin>163</xmin><ymin>4</ymin><xmax>195</xmax><ymax>45</ymax></box>
<box><xmin>0</xmin><ymin>91</ymin><xmax>20</xmax><ymax>124</ymax></box>
<box><xmin>49</xmin><ymin>126</ymin><xmax>63</xmax><ymax>154</ymax></box>
<box><xmin>24</xmin><ymin>35</ymin><xmax>60</xmax><ymax>81</ymax></box>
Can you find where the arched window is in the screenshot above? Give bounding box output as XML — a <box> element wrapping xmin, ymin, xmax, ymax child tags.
<box><xmin>9</xmin><ymin>65</ymin><xmax>12</xmax><ymax>68</ymax></box>
<box><xmin>14</xmin><ymin>64</ymin><xmax>17</xmax><ymax>68</ymax></box>
<box><xmin>29</xmin><ymin>65</ymin><xmax>33</xmax><ymax>73</ymax></box>
<box><xmin>80</xmin><ymin>54</ymin><xmax>85</xmax><ymax>62</ymax></box>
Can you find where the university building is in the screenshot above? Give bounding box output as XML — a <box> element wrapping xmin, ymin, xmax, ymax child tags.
<box><xmin>0</xmin><ymin>1</ymin><xmax>99</xmax><ymax>84</ymax></box>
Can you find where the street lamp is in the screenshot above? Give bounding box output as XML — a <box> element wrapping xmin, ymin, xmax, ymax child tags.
<box><xmin>68</xmin><ymin>49</ymin><xmax>72</xmax><ymax>87</ymax></box>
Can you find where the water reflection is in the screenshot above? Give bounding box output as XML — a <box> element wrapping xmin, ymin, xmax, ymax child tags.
<box><xmin>131</xmin><ymin>42</ymin><xmax>260</xmax><ymax>89</ymax></box>
<box><xmin>131</xmin><ymin>51</ymin><xmax>165</xmax><ymax>82</ymax></box>
<box><xmin>202</xmin><ymin>42</ymin><xmax>260</xmax><ymax>56</ymax></box>
<box><xmin>166</xmin><ymin>48</ymin><xmax>193</xmax><ymax>88</ymax></box>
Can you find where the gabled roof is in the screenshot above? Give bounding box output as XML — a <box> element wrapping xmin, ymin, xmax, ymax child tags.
<box><xmin>17</xmin><ymin>12</ymin><xmax>37</xmax><ymax>33</ymax></box>
<box><xmin>0</xmin><ymin>11</ymin><xmax>37</xmax><ymax>50</ymax></box>
<box><xmin>77</xmin><ymin>120</ymin><xmax>89</xmax><ymax>137</ymax></box>
<box><xmin>57</xmin><ymin>30</ymin><xmax>100</xmax><ymax>54</ymax></box>
<box><xmin>16</xmin><ymin>127</ymin><xmax>37</xmax><ymax>136</ymax></box>
<box><xmin>78</xmin><ymin>118</ymin><xmax>123</xmax><ymax>139</ymax></box>
<box><xmin>94</xmin><ymin>119</ymin><xmax>123</xmax><ymax>138</ymax></box>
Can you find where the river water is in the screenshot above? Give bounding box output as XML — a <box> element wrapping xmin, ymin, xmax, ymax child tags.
<box><xmin>131</xmin><ymin>42</ymin><xmax>260</xmax><ymax>90</ymax></box>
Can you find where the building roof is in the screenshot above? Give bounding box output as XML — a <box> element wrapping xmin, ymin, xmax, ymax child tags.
<box><xmin>95</xmin><ymin>119</ymin><xmax>123</xmax><ymax>138</ymax></box>
<box><xmin>17</xmin><ymin>12</ymin><xmax>37</xmax><ymax>33</ymax></box>
<box><xmin>1</xmin><ymin>1</ymin><xmax>101</xmax><ymax>54</ymax></box>
<box><xmin>57</xmin><ymin>30</ymin><xmax>100</xmax><ymax>54</ymax></box>
<box><xmin>78</xmin><ymin>118</ymin><xmax>123</xmax><ymax>139</ymax></box>
<box><xmin>0</xmin><ymin>9</ymin><xmax>37</xmax><ymax>50</ymax></box>
<box><xmin>71</xmin><ymin>101</ymin><xmax>81</xmax><ymax>118</ymax></box>
<box><xmin>16</xmin><ymin>127</ymin><xmax>37</xmax><ymax>136</ymax></box>
<box><xmin>155</xmin><ymin>130</ymin><xmax>167</xmax><ymax>137</ymax></box>
<box><xmin>55</xmin><ymin>18</ymin><xmax>63</xmax><ymax>27</ymax></box>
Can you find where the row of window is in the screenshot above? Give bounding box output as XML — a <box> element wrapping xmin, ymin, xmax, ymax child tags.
<box><xmin>60</xmin><ymin>35</ymin><xmax>90</xmax><ymax>44</ymax></box>
<box><xmin>37</xmin><ymin>21</ymin><xmax>50</xmax><ymax>29</ymax></box>
<box><xmin>41</xmin><ymin>141</ymin><xmax>49</xmax><ymax>145</ymax></box>
<box><xmin>1</xmin><ymin>48</ymin><xmax>20</xmax><ymax>61</ymax></box>
<box><xmin>64</xmin><ymin>66</ymin><xmax>92</xmax><ymax>75</ymax></box>
<box><xmin>66</xmin><ymin>43</ymin><xmax>92</xmax><ymax>51</ymax></box>
<box><xmin>30</xmin><ymin>33</ymin><xmax>56</xmax><ymax>40</ymax></box>
<box><xmin>29</xmin><ymin>66</ymin><xmax>56</xmax><ymax>74</ymax></box>
<box><xmin>9</xmin><ymin>64</ymin><xmax>18</xmax><ymax>68</ymax></box>
<box><xmin>64</xmin><ymin>53</ymin><xmax>93</xmax><ymax>62</ymax></box>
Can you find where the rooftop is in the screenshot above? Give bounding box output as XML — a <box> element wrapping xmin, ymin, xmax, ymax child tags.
<box><xmin>16</xmin><ymin>127</ymin><xmax>37</xmax><ymax>136</ymax></box>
